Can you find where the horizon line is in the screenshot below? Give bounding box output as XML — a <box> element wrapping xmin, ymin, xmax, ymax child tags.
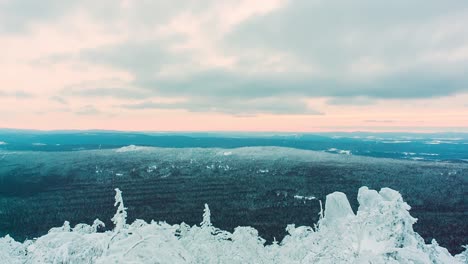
<box><xmin>1</xmin><ymin>127</ymin><xmax>468</xmax><ymax>135</ymax></box>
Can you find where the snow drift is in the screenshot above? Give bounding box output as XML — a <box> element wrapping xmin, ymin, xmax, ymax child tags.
<box><xmin>1</xmin><ymin>187</ymin><xmax>466</xmax><ymax>263</ymax></box>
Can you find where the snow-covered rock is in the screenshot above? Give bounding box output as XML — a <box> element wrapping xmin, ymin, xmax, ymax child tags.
<box><xmin>323</xmin><ymin>191</ymin><xmax>354</xmax><ymax>222</ymax></box>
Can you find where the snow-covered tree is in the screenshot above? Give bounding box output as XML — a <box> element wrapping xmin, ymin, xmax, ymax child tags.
<box><xmin>1</xmin><ymin>187</ymin><xmax>466</xmax><ymax>263</ymax></box>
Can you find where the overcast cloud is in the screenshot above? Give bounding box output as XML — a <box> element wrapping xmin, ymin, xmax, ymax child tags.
<box><xmin>0</xmin><ymin>0</ymin><xmax>467</xmax><ymax>131</ymax></box>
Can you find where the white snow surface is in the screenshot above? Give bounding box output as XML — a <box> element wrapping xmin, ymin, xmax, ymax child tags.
<box><xmin>293</xmin><ymin>195</ymin><xmax>316</xmax><ymax>201</ymax></box>
<box><xmin>1</xmin><ymin>187</ymin><xmax>466</xmax><ymax>264</ymax></box>
<box><xmin>115</xmin><ymin>145</ymin><xmax>148</xmax><ymax>152</ymax></box>
<box><xmin>381</xmin><ymin>140</ymin><xmax>412</xmax><ymax>144</ymax></box>
<box><xmin>327</xmin><ymin>148</ymin><xmax>352</xmax><ymax>155</ymax></box>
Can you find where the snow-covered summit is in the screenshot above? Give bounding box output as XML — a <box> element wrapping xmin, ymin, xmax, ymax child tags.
<box><xmin>115</xmin><ymin>145</ymin><xmax>148</xmax><ymax>152</ymax></box>
<box><xmin>0</xmin><ymin>187</ymin><xmax>465</xmax><ymax>263</ymax></box>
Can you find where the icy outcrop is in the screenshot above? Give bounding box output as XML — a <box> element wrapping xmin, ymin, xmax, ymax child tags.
<box><xmin>323</xmin><ymin>191</ymin><xmax>354</xmax><ymax>221</ymax></box>
<box><xmin>1</xmin><ymin>187</ymin><xmax>465</xmax><ymax>263</ymax></box>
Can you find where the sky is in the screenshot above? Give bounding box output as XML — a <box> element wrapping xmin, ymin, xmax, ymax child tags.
<box><xmin>1</xmin><ymin>0</ymin><xmax>467</xmax><ymax>132</ymax></box>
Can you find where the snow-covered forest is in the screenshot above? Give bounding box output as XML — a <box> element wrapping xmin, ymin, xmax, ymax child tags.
<box><xmin>1</xmin><ymin>187</ymin><xmax>466</xmax><ymax>263</ymax></box>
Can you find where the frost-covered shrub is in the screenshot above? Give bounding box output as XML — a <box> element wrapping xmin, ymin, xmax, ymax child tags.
<box><xmin>1</xmin><ymin>187</ymin><xmax>466</xmax><ymax>263</ymax></box>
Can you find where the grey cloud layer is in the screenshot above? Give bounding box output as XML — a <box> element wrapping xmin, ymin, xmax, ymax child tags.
<box><xmin>75</xmin><ymin>105</ymin><xmax>100</xmax><ymax>116</ymax></box>
<box><xmin>120</xmin><ymin>98</ymin><xmax>322</xmax><ymax>116</ymax></box>
<box><xmin>81</xmin><ymin>1</ymin><xmax>468</xmax><ymax>101</ymax></box>
<box><xmin>135</xmin><ymin>69</ymin><xmax>467</xmax><ymax>99</ymax></box>
<box><xmin>223</xmin><ymin>0</ymin><xmax>468</xmax><ymax>98</ymax></box>
<box><xmin>0</xmin><ymin>0</ymin><xmax>211</xmax><ymax>33</ymax></box>
<box><xmin>0</xmin><ymin>90</ymin><xmax>33</xmax><ymax>98</ymax></box>
<box><xmin>4</xmin><ymin>0</ymin><xmax>468</xmax><ymax>115</ymax></box>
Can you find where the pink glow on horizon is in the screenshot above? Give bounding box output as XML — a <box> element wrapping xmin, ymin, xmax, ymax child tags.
<box><xmin>1</xmin><ymin>93</ymin><xmax>467</xmax><ymax>133</ymax></box>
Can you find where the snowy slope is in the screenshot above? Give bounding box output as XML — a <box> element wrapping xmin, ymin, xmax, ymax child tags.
<box><xmin>1</xmin><ymin>187</ymin><xmax>466</xmax><ymax>263</ymax></box>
